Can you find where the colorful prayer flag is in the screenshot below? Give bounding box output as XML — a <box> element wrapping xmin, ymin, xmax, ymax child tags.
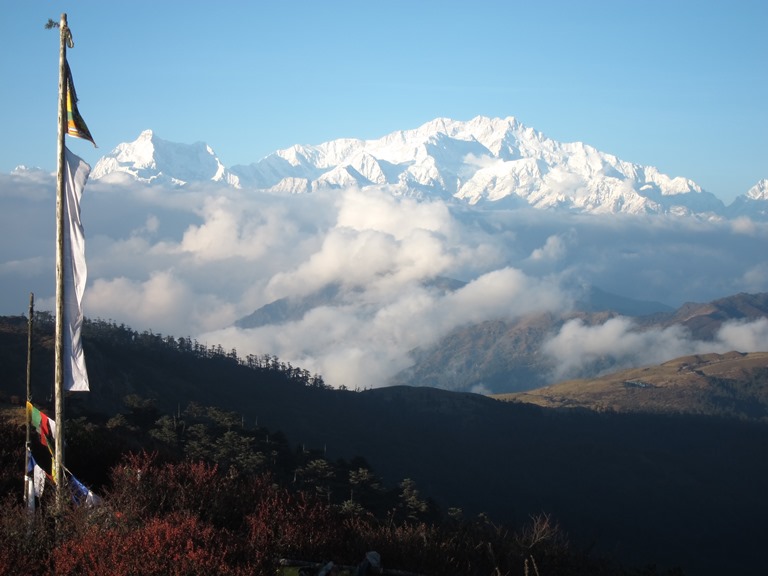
<box><xmin>68</xmin><ymin>473</ymin><xmax>100</xmax><ymax>507</ymax></box>
<box><xmin>63</xmin><ymin>147</ymin><xmax>90</xmax><ymax>391</ymax></box>
<box><xmin>65</xmin><ymin>60</ymin><xmax>96</xmax><ymax>146</ymax></box>
<box><xmin>27</xmin><ymin>402</ymin><xmax>57</xmax><ymax>447</ymax></box>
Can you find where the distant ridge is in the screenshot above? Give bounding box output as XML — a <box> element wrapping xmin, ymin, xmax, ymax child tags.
<box><xmin>390</xmin><ymin>291</ymin><xmax>768</xmax><ymax>394</ymax></box>
<box><xmin>497</xmin><ymin>350</ymin><xmax>768</xmax><ymax>420</ymax></box>
<box><xmin>234</xmin><ymin>289</ymin><xmax>768</xmax><ymax>395</ymax></box>
<box><xmin>575</xmin><ymin>285</ymin><xmax>674</xmax><ymax>316</ymax></box>
<box><xmin>91</xmin><ymin>116</ymin><xmax>766</xmax><ymax>219</ymax></box>
<box><xmin>637</xmin><ymin>291</ymin><xmax>768</xmax><ymax>340</ymax></box>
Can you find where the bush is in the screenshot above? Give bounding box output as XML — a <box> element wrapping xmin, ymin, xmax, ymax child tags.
<box><xmin>54</xmin><ymin>512</ymin><xmax>251</xmax><ymax>576</ymax></box>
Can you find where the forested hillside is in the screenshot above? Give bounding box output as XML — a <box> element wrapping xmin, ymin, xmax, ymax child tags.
<box><xmin>1</xmin><ymin>314</ymin><xmax>767</xmax><ymax>575</ymax></box>
<box><xmin>2</xmin><ymin>314</ymin><xmax>644</xmax><ymax>575</ymax></box>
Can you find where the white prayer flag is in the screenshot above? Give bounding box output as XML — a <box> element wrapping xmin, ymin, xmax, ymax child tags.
<box><xmin>25</xmin><ymin>450</ymin><xmax>46</xmax><ymax>510</ymax></box>
<box><xmin>63</xmin><ymin>146</ymin><xmax>90</xmax><ymax>391</ymax></box>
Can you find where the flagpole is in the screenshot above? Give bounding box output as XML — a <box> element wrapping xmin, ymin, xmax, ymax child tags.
<box><xmin>54</xmin><ymin>12</ymin><xmax>69</xmax><ymax>511</ymax></box>
<box><xmin>24</xmin><ymin>293</ymin><xmax>35</xmax><ymax>514</ymax></box>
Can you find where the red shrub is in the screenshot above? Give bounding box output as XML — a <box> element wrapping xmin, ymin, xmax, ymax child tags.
<box><xmin>246</xmin><ymin>483</ymin><xmax>343</xmax><ymax>566</ymax></box>
<box><xmin>54</xmin><ymin>512</ymin><xmax>251</xmax><ymax>576</ymax></box>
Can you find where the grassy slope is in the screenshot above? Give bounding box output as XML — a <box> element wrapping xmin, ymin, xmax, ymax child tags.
<box><xmin>496</xmin><ymin>351</ymin><xmax>768</xmax><ymax>419</ymax></box>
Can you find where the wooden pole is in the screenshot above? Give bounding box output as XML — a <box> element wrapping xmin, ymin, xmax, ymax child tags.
<box><xmin>26</xmin><ymin>293</ymin><xmax>34</xmax><ymax>409</ymax></box>
<box><xmin>54</xmin><ymin>12</ymin><xmax>68</xmax><ymax>511</ymax></box>
<box><xmin>24</xmin><ymin>293</ymin><xmax>34</xmax><ymax>514</ymax></box>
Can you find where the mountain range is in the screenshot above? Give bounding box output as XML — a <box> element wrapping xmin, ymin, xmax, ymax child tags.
<box><xmin>90</xmin><ymin>116</ymin><xmax>768</xmax><ymax>219</ymax></box>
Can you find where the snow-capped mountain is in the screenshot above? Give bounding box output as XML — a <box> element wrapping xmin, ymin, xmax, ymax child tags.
<box><xmin>726</xmin><ymin>179</ymin><xmax>768</xmax><ymax>219</ymax></box>
<box><xmin>91</xmin><ymin>129</ymin><xmax>239</xmax><ymax>187</ymax></box>
<box><xmin>90</xmin><ymin>117</ymin><xmax>764</xmax><ymax>218</ymax></box>
<box><xmin>746</xmin><ymin>179</ymin><xmax>768</xmax><ymax>200</ymax></box>
<box><xmin>228</xmin><ymin>116</ymin><xmax>727</xmax><ymax>216</ymax></box>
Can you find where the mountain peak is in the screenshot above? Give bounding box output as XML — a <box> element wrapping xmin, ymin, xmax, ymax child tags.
<box><xmin>724</xmin><ymin>179</ymin><xmax>768</xmax><ymax>218</ymax></box>
<box><xmin>746</xmin><ymin>179</ymin><xmax>768</xmax><ymax>200</ymax></box>
<box><xmin>92</xmin><ymin>130</ymin><xmax>239</xmax><ymax>187</ymax></box>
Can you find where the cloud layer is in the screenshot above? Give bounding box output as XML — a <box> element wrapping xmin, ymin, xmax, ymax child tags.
<box><xmin>541</xmin><ymin>317</ymin><xmax>768</xmax><ymax>381</ymax></box>
<box><xmin>2</xmin><ymin>170</ymin><xmax>768</xmax><ymax>390</ymax></box>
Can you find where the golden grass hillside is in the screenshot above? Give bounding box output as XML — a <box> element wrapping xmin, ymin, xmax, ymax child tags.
<box><xmin>494</xmin><ymin>351</ymin><xmax>768</xmax><ymax>419</ymax></box>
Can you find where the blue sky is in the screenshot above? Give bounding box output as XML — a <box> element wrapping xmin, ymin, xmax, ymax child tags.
<box><xmin>2</xmin><ymin>0</ymin><xmax>766</xmax><ymax>203</ymax></box>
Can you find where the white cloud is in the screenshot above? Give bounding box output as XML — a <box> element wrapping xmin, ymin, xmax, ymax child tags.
<box><xmin>741</xmin><ymin>263</ymin><xmax>768</xmax><ymax>293</ymax></box>
<box><xmin>730</xmin><ymin>216</ymin><xmax>758</xmax><ymax>235</ymax></box>
<box><xmin>715</xmin><ymin>318</ymin><xmax>768</xmax><ymax>352</ymax></box>
<box><xmin>336</xmin><ymin>187</ymin><xmax>451</xmax><ymax>237</ymax></box>
<box><xmin>202</xmin><ymin>266</ymin><xmax>570</xmax><ymax>390</ymax></box>
<box><xmin>542</xmin><ymin>316</ymin><xmax>768</xmax><ymax>383</ymax></box>
<box><xmin>179</xmin><ymin>192</ymin><xmax>312</xmax><ymax>262</ymax></box>
<box><xmin>2</xmin><ymin>170</ymin><xmax>768</xmax><ymax>391</ymax></box>
<box><xmin>470</xmin><ymin>382</ymin><xmax>493</xmax><ymax>395</ymax></box>
<box><xmin>528</xmin><ymin>232</ymin><xmax>572</xmax><ymax>262</ymax></box>
<box><xmin>542</xmin><ymin>317</ymin><xmax>696</xmax><ymax>381</ymax></box>
<box><xmin>463</xmin><ymin>153</ymin><xmax>503</xmax><ymax>170</ymax></box>
<box><xmin>441</xmin><ymin>267</ymin><xmax>567</xmax><ymax>326</ymax></box>
<box><xmin>86</xmin><ymin>271</ymin><xmax>237</xmax><ymax>334</ymax></box>
<box><xmin>266</xmin><ymin>188</ymin><xmax>463</xmax><ymax>301</ymax></box>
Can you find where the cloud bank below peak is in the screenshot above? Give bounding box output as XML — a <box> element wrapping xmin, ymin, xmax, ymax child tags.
<box><xmin>3</xmin><ymin>116</ymin><xmax>768</xmax><ymax>391</ymax></box>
